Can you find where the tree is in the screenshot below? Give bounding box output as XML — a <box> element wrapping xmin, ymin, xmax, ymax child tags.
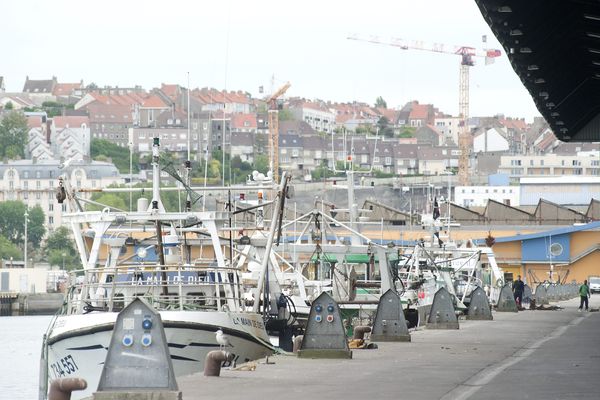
<box><xmin>87</xmin><ymin>193</ymin><xmax>127</xmax><ymax>211</ymax></box>
<box><xmin>44</xmin><ymin>227</ymin><xmax>80</xmax><ymax>270</ymax></box>
<box><xmin>375</xmin><ymin>96</ymin><xmax>388</xmax><ymax>109</ymax></box>
<box><xmin>0</xmin><ymin>234</ymin><xmax>21</xmax><ymax>261</ymax></box>
<box><xmin>377</xmin><ymin>116</ymin><xmax>395</xmax><ymax>138</ymax></box>
<box><xmin>0</xmin><ymin>201</ymin><xmax>45</xmax><ymax>248</ymax></box>
<box><xmin>252</xmin><ymin>154</ymin><xmax>269</xmax><ymax>174</ymax></box>
<box><xmin>27</xmin><ymin>206</ymin><xmax>46</xmax><ymax>249</ymax></box>
<box><xmin>91</xmin><ymin>138</ymin><xmax>140</xmax><ymax>174</ymax></box>
<box><xmin>4</xmin><ymin>101</ymin><xmax>14</xmax><ymax>110</ymax></box>
<box><xmin>0</xmin><ymin>111</ymin><xmax>28</xmax><ymax>159</ymax></box>
<box><xmin>278</xmin><ymin>109</ymin><xmax>294</xmax><ymax>121</ymax></box>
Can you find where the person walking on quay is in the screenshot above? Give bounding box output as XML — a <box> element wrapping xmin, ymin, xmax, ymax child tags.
<box><xmin>512</xmin><ymin>275</ymin><xmax>525</xmax><ymax>307</ymax></box>
<box><xmin>578</xmin><ymin>279</ymin><xmax>590</xmax><ymax>312</ymax></box>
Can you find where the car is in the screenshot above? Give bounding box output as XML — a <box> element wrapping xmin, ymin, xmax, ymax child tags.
<box><xmin>589</xmin><ymin>276</ymin><xmax>600</xmax><ymax>294</ymax></box>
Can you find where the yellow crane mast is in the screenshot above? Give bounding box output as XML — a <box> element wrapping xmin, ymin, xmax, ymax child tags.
<box><xmin>347</xmin><ymin>34</ymin><xmax>501</xmax><ymax>185</ymax></box>
<box><xmin>267</xmin><ymin>82</ymin><xmax>291</xmax><ymax>183</ymax></box>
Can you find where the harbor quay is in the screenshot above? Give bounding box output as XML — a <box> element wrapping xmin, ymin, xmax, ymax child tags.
<box><xmin>179</xmin><ymin>297</ymin><xmax>599</xmax><ymax>400</ymax></box>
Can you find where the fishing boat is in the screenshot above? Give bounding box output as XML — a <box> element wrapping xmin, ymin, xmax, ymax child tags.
<box><xmin>39</xmin><ymin>138</ymin><xmax>274</xmax><ymax>400</ymax></box>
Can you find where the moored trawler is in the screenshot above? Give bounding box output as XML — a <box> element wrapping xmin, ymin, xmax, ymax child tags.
<box><xmin>39</xmin><ymin>137</ymin><xmax>274</xmax><ymax>400</ymax></box>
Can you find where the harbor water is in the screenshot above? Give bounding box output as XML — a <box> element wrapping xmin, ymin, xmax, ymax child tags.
<box><xmin>0</xmin><ymin>316</ymin><xmax>52</xmax><ymax>400</ymax></box>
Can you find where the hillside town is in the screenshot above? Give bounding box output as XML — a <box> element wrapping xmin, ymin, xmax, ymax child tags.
<box><xmin>0</xmin><ymin>73</ymin><xmax>599</xmax><ymax>294</ymax></box>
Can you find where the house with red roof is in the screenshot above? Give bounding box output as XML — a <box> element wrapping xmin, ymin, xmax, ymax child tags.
<box><xmin>407</xmin><ymin>102</ymin><xmax>435</xmax><ymax>127</ymax></box>
<box><xmin>231</xmin><ymin>113</ymin><xmax>257</xmax><ymax>133</ymax></box>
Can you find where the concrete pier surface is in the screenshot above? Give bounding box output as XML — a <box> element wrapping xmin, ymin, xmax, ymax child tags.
<box><xmin>179</xmin><ymin>297</ymin><xmax>600</xmax><ymax>400</ymax></box>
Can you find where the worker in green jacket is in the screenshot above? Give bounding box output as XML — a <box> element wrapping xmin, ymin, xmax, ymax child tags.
<box><xmin>578</xmin><ymin>280</ymin><xmax>590</xmax><ymax>312</ymax></box>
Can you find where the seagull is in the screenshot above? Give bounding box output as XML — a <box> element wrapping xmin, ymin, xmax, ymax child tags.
<box><xmin>216</xmin><ymin>328</ymin><xmax>233</xmax><ymax>350</ymax></box>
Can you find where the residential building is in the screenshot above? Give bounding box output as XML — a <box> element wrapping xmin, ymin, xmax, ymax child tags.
<box><xmin>190</xmin><ymin>88</ymin><xmax>252</xmax><ymax>114</ymax></box>
<box><xmin>0</xmin><ymin>76</ymin><xmax>4</xmax><ymax>93</ymax></box>
<box><xmin>407</xmin><ymin>102</ymin><xmax>435</xmax><ymax>127</ymax></box>
<box><xmin>278</xmin><ymin>133</ymin><xmax>304</xmax><ymax>172</ymax></box>
<box><xmin>22</xmin><ymin>76</ymin><xmax>57</xmax><ymax>104</ymax></box>
<box><xmin>434</xmin><ymin>116</ymin><xmax>461</xmax><ymax>145</ymax></box>
<box><xmin>88</xmin><ymin>103</ymin><xmax>134</xmax><ymax>146</ymax></box>
<box><xmin>230</xmin><ymin>131</ymin><xmax>255</xmax><ymax>163</ymax></box>
<box><xmin>231</xmin><ymin>114</ymin><xmax>257</xmax><ymax>133</ymax></box>
<box><xmin>417</xmin><ymin>146</ymin><xmax>459</xmax><ymax>175</ymax></box>
<box><xmin>129</xmin><ymin>127</ymin><xmax>203</xmax><ymax>156</ymax></box>
<box><xmin>415</xmin><ymin>125</ymin><xmax>443</xmax><ymax>146</ymax></box>
<box><xmin>498</xmin><ymin>152</ymin><xmax>600</xmax><ymax>181</ymax></box>
<box><xmin>0</xmin><ymin>159</ymin><xmax>122</xmax><ymax>230</ymax></box>
<box><xmin>454</xmin><ymin>185</ymin><xmax>520</xmax><ymax>207</ymax></box>
<box><xmin>473</xmin><ymin>126</ymin><xmax>510</xmax><ymax>153</ymax></box>
<box><xmin>392</xmin><ymin>143</ymin><xmax>419</xmax><ymax>175</ymax></box>
<box><xmin>27</xmin><ymin>116</ymin><xmax>91</xmax><ymax>161</ymax></box>
<box><xmin>0</xmin><ymin>94</ymin><xmax>36</xmax><ymax>110</ymax></box>
<box><xmin>289</xmin><ymin>100</ymin><xmax>335</xmax><ymax>133</ymax></box>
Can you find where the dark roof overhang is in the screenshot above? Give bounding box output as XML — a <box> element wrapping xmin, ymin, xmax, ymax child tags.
<box><xmin>475</xmin><ymin>0</ymin><xmax>600</xmax><ymax>142</ymax></box>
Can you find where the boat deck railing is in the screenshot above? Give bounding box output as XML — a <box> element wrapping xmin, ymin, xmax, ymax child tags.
<box><xmin>62</xmin><ymin>264</ymin><xmax>246</xmax><ymax>314</ymax></box>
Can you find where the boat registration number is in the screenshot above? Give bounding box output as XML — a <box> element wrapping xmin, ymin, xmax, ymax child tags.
<box><xmin>49</xmin><ymin>354</ymin><xmax>79</xmax><ymax>379</ymax></box>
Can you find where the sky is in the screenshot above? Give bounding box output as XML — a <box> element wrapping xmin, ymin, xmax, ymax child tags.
<box><xmin>3</xmin><ymin>0</ymin><xmax>541</xmax><ymax>121</ymax></box>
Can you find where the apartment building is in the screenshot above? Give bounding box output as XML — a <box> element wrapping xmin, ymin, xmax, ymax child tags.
<box><xmin>0</xmin><ymin>159</ymin><xmax>122</xmax><ymax>230</ymax></box>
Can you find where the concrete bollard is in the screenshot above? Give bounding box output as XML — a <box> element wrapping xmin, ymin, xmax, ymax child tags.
<box><xmin>292</xmin><ymin>335</ymin><xmax>304</xmax><ymax>353</ymax></box>
<box><xmin>352</xmin><ymin>326</ymin><xmax>372</xmax><ymax>340</ymax></box>
<box><xmin>204</xmin><ymin>350</ymin><xmax>234</xmax><ymax>377</ymax></box>
<box><xmin>48</xmin><ymin>378</ymin><xmax>87</xmax><ymax>400</ymax></box>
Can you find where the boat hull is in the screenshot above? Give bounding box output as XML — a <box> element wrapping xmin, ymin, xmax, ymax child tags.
<box><xmin>45</xmin><ymin>310</ymin><xmax>272</xmax><ymax>400</ymax></box>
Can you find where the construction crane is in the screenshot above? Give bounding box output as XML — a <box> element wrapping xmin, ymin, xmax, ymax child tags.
<box><xmin>267</xmin><ymin>81</ymin><xmax>291</xmax><ymax>183</ymax></box>
<box><xmin>347</xmin><ymin>34</ymin><xmax>501</xmax><ymax>185</ymax></box>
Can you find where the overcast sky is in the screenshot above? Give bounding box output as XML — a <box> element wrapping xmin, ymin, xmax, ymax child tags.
<box><xmin>3</xmin><ymin>0</ymin><xmax>540</xmax><ymax>121</ymax></box>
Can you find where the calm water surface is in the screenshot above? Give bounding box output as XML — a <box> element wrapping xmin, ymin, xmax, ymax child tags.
<box><xmin>0</xmin><ymin>316</ymin><xmax>53</xmax><ymax>400</ymax></box>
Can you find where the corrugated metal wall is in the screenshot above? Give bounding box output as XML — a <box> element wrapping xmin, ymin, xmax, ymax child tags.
<box><xmin>520</xmin><ymin>183</ymin><xmax>600</xmax><ymax>206</ymax></box>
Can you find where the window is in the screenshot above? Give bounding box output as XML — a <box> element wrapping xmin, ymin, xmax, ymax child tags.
<box><xmin>24</xmin><ymin>171</ymin><xmax>29</xmax><ymax>178</ymax></box>
<box><xmin>36</xmin><ymin>192</ymin><xmax>41</xmax><ymax>199</ymax></box>
<box><xmin>36</xmin><ymin>181</ymin><xmax>41</xmax><ymax>189</ymax></box>
<box><xmin>49</xmin><ymin>204</ymin><xmax>53</xmax><ymax>212</ymax></box>
<box><xmin>36</xmin><ymin>171</ymin><xmax>41</xmax><ymax>178</ymax></box>
<box><xmin>23</xmin><ymin>192</ymin><xmax>28</xmax><ymax>200</ymax></box>
<box><xmin>24</xmin><ymin>181</ymin><xmax>28</xmax><ymax>189</ymax></box>
<box><xmin>530</xmin><ymin>160</ymin><xmax>533</xmax><ymax>166</ymax></box>
<box><xmin>540</xmin><ymin>159</ymin><xmax>544</xmax><ymax>166</ymax></box>
<box><xmin>48</xmin><ymin>216</ymin><xmax>54</xmax><ymax>225</ymax></box>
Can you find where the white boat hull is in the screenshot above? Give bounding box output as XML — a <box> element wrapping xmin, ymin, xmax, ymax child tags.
<box><xmin>45</xmin><ymin>310</ymin><xmax>272</xmax><ymax>400</ymax></box>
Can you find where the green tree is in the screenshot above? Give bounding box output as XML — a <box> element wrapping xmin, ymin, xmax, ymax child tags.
<box><xmin>44</xmin><ymin>227</ymin><xmax>80</xmax><ymax>270</ymax></box>
<box><xmin>208</xmin><ymin>159</ymin><xmax>221</xmax><ymax>178</ymax></box>
<box><xmin>278</xmin><ymin>108</ymin><xmax>294</xmax><ymax>121</ymax></box>
<box><xmin>87</xmin><ymin>193</ymin><xmax>127</xmax><ymax>211</ymax></box>
<box><xmin>91</xmin><ymin>138</ymin><xmax>140</xmax><ymax>174</ymax></box>
<box><xmin>399</xmin><ymin>127</ymin><xmax>416</xmax><ymax>138</ymax></box>
<box><xmin>0</xmin><ymin>201</ymin><xmax>45</xmax><ymax>248</ymax></box>
<box><xmin>377</xmin><ymin>116</ymin><xmax>395</xmax><ymax>138</ymax></box>
<box><xmin>27</xmin><ymin>205</ymin><xmax>46</xmax><ymax>248</ymax></box>
<box><xmin>252</xmin><ymin>154</ymin><xmax>269</xmax><ymax>174</ymax></box>
<box><xmin>0</xmin><ymin>234</ymin><xmax>21</xmax><ymax>261</ymax></box>
<box><xmin>4</xmin><ymin>101</ymin><xmax>14</xmax><ymax>110</ymax></box>
<box><xmin>0</xmin><ymin>111</ymin><xmax>28</xmax><ymax>159</ymax></box>
<box><xmin>375</xmin><ymin>96</ymin><xmax>387</xmax><ymax>108</ymax></box>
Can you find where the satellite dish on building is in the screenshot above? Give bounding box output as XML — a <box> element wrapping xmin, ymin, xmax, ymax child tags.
<box><xmin>549</xmin><ymin>242</ymin><xmax>563</xmax><ymax>257</ymax></box>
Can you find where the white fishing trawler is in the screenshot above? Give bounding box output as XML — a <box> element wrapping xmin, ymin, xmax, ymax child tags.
<box><xmin>39</xmin><ymin>137</ymin><xmax>275</xmax><ymax>400</ymax></box>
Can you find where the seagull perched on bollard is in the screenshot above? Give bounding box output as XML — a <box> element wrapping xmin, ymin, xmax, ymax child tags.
<box><xmin>216</xmin><ymin>328</ymin><xmax>233</xmax><ymax>349</ymax></box>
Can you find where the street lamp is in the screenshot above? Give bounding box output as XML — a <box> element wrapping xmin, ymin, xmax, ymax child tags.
<box><xmin>62</xmin><ymin>252</ymin><xmax>66</xmax><ymax>271</ymax></box>
<box><xmin>24</xmin><ymin>208</ymin><xmax>28</xmax><ymax>269</ymax></box>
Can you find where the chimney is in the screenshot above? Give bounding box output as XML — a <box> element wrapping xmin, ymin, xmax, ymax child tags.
<box><xmin>46</xmin><ymin>119</ymin><xmax>52</xmax><ymax>144</ymax></box>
